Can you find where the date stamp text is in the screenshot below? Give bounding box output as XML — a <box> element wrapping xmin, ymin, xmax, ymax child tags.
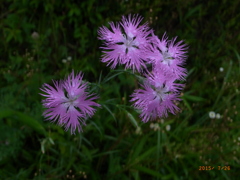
<box><xmin>199</xmin><ymin>166</ymin><xmax>230</xmax><ymax>171</ymax></box>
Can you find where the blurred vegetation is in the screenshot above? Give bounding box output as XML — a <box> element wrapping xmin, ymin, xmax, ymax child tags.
<box><xmin>0</xmin><ymin>0</ymin><xmax>240</xmax><ymax>179</ymax></box>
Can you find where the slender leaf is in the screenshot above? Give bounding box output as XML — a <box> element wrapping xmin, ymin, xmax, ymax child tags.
<box><xmin>182</xmin><ymin>94</ymin><xmax>206</xmax><ymax>102</ymax></box>
<box><xmin>134</xmin><ymin>165</ymin><xmax>173</xmax><ymax>179</ymax></box>
<box><xmin>125</xmin><ymin>110</ymin><xmax>138</xmax><ymax>128</ymax></box>
<box><xmin>102</xmin><ymin>104</ymin><xmax>117</xmax><ymax>122</ymax></box>
<box><xmin>0</xmin><ymin>109</ymin><xmax>47</xmax><ymax>136</ymax></box>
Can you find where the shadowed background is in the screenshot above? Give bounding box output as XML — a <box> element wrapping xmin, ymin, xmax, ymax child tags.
<box><xmin>0</xmin><ymin>0</ymin><xmax>240</xmax><ymax>179</ymax></box>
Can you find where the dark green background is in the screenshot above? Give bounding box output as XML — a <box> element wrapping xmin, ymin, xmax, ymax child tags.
<box><xmin>0</xmin><ymin>0</ymin><xmax>240</xmax><ymax>179</ymax></box>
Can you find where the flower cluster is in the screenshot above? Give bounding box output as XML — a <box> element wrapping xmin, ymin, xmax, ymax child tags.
<box><xmin>99</xmin><ymin>14</ymin><xmax>188</xmax><ymax>122</ymax></box>
<box><xmin>40</xmin><ymin>14</ymin><xmax>188</xmax><ymax>134</ymax></box>
<box><xmin>40</xmin><ymin>71</ymin><xmax>100</xmax><ymax>134</ymax></box>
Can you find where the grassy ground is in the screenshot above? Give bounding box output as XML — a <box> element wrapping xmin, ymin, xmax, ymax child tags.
<box><xmin>0</xmin><ymin>0</ymin><xmax>240</xmax><ymax>179</ymax></box>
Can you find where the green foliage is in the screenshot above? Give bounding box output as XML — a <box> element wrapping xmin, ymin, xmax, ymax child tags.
<box><xmin>0</xmin><ymin>0</ymin><xmax>240</xmax><ymax>179</ymax></box>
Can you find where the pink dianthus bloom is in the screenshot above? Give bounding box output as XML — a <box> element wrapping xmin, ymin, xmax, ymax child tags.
<box><xmin>130</xmin><ymin>69</ymin><xmax>183</xmax><ymax>122</ymax></box>
<box><xmin>98</xmin><ymin>14</ymin><xmax>152</xmax><ymax>72</ymax></box>
<box><xmin>40</xmin><ymin>71</ymin><xmax>100</xmax><ymax>134</ymax></box>
<box><xmin>148</xmin><ymin>32</ymin><xmax>188</xmax><ymax>80</ymax></box>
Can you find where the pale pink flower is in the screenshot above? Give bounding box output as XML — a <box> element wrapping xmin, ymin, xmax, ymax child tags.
<box><xmin>98</xmin><ymin>14</ymin><xmax>152</xmax><ymax>72</ymax></box>
<box><xmin>148</xmin><ymin>32</ymin><xmax>188</xmax><ymax>80</ymax></box>
<box><xmin>40</xmin><ymin>71</ymin><xmax>100</xmax><ymax>134</ymax></box>
<box><xmin>130</xmin><ymin>68</ymin><xmax>183</xmax><ymax>122</ymax></box>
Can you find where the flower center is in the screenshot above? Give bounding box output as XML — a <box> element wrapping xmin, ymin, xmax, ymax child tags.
<box><xmin>68</xmin><ymin>97</ymin><xmax>77</xmax><ymax>104</ymax></box>
<box><xmin>154</xmin><ymin>85</ymin><xmax>169</xmax><ymax>101</ymax></box>
<box><xmin>123</xmin><ymin>34</ymin><xmax>134</xmax><ymax>48</ymax></box>
<box><xmin>125</xmin><ymin>38</ymin><xmax>134</xmax><ymax>48</ymax></box>
<box><xmin>62</xmin><ymin>91</ymin><xmax>79</xmax><ymax>112</ymax></box>
<box><xmin>162</xmin><ymin>51</ymin><xmax>173</xmax><ymax>65</ymax></box>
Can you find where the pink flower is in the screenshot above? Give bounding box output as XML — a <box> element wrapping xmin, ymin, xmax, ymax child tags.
<box><xmin>40</xmin><ymin>71</ymin><xmax>100</xmax><ymax>134</ymax></box>
<box><xmin>148</xmin><ymin>32</ymin><xmax>188</xmax><ymax>80</ymax></box>
<box><xmin>98</xmin><ymin>14</ymin><xmax>152</xmax><ymax>72</ymax></box>
<box><xmin>130</xmin><ymin>69</ymin><xmax>182</xmax><ymax>122</ymax></box>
